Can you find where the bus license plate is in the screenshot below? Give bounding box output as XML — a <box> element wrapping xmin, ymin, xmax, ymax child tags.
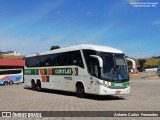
<box><xmin>114</xmin><ymin>83</ymin><xmax>123</xmax><ymax>86</ymax></box>
<box><xmin>115</xmin><ymin>91</ymin><xmax>121</xmax><ymax>94</ymax></box>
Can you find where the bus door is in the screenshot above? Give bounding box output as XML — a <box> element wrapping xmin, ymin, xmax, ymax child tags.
<box><xmin>62</xmin><ymin>68</ymin><xmax>74</xmax><ymax>91</ymax></box>
<box><xmin>89</xmin><ymin>57</ymin><xmax>100</xmax><ymax>94</ymax></box>
<box><xmin>64</xmin><ymin>75</ymin><xmax>74</xmax><ymax>91</ymax></box>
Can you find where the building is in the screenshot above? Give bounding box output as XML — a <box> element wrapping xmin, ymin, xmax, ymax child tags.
<box><xmin>0</xmin><ymin>59</ymin><xmax>24</xmax><ymax>69</ymax></box>
<box><xmin>0</xmin><ymin>51</ymin><xmax>20</xmax><ymax>56</ymax></box>
<box><xmin>0</xmin><ymin>51</ymin><xmax>24</xmax><ymax>69</ymax></box>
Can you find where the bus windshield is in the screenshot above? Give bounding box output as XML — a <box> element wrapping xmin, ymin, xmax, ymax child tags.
<box><xmin>100</xmin><ymin>52</ymin><xmax>129</xmax><ymax>82</ymax></box>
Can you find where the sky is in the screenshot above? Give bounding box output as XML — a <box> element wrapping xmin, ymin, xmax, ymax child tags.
<box><xmin>0</xmin><ymin>0</ymin><xmax>160</xmax><ymax>58</ymax></box>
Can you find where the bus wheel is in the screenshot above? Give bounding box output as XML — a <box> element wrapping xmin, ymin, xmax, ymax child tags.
<box><xmin>36</xmin><ymin>81</ymin><xmax>42</xmax><ymax>92</ymax></box>
<box><xmin>3</xmin><ymin>81</ymin><xmax>8</xmax><ymax>86</ymax></box>
<box><xmin>76</xmin><ymin>83</ymin><xmax>85</xmax><ymax>98</ymax></box>
<box><xmin>9</xmin><ymin>80</ymin><xmax>14</xmax><ymax>85</ymax></box>
<box><xmin>31</xmin><ymin>81</ymin><xmax>36</xmax><ymax>91</ymax></box>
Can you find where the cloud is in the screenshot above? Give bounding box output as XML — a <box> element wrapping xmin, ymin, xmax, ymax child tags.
<box><xmin>60</xmin><ymin>26</ymin><xmax>114</xmax><ymax>47</ymax></box>
<box><xmin>0</xmin><ymin>0</ymin><xmax>64</xmax><ymax>31</ymax></box>
<box><xmin>0</xmin><ymin>0</ymin><xmax>65</xmax><ymax>55</ymax></box>
<box><xmin>85</xmin><ymin>11</ymin><xmax>92</xmax><ymax>16</ymax></box>
<box><xmin>127</xmin><ymin>0</ymin><xmax>139</xmax><ymax>3</ymax></box>
<box><xmin>152</xmin><ymin>20</ymin><xmax>160</xmax><ymax>26</ymax></box>
<box><xmin>0</xmin><ymin>34</ymin><xmax>64</xmax><ymax>55</ymax></box>
<box><xmin>121</xmin><ymin>0</ymin><xmax>139</xmax><ymax>4</ymax></box>
<box><xmin>55</xmin><ymin>10</ymin><xmax>62</xmax><ymax>15</ymax></box>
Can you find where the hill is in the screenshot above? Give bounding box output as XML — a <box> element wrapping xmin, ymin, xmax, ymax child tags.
<box><xmin>0</xmin><ymin>55</ymin><xmax>25</xmax><ymax>60</ymax></box>
<box><xmin>129</xmin><ymin>57</ymin><xmax>160</xmax><ymax>69</ymax></box>
<box><xmin>144</xmin><ymin>58</ymin><xmax>160</xmax><ymax>68</ymax></box>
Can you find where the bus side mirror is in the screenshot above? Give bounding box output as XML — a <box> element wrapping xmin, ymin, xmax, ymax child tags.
<box><xmin>90</xmin><ymin>55</ymin><xmax>103</xmax><ymax>68</ymax></box>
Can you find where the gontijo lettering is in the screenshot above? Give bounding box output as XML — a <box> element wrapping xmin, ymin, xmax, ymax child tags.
<box><xmin>55</xmin><ymin>69</ymin><xmax>72</xmax><ymax>74</ymax></box>
<box><xmin>25</xmin><ymin>67</ymin><xmax>78</xmax><ymax>76</ymax></box>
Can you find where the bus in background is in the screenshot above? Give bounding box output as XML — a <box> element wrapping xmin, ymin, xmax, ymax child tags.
<box><xmin>24</xmin><ymin>44</ymin><xmax>130</xmax><ymax>97</ymax></box>
<box><xmin>0</xmin><ymin>69</ymin><xmax>23</xmax><ymax>85</ymax></box>
<box><xmin>157</xmin><ymin>67</ymin><xmax>160</xmax><ymax>76</ymax></box>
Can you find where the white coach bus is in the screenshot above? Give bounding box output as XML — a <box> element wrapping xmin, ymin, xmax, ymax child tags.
<box><xmin>24</xmin><ymin>44</ymin><xmax>130</xmax><ymax>97</ymax></box>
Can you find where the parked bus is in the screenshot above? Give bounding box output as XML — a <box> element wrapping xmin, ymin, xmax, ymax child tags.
<box><xmin>157</xmin><ymin>67</ymin><xmax>160</xmax><ymax>76</ymax></box>
<box><xmin>24</xmin><ymin>44</ymin><xmax>130</xmax><ymax>97</ymax></box>
<box><xmin>0</xmin><ymin>69</ymin><xmax>23</xmax><ymax>85</ymax></box>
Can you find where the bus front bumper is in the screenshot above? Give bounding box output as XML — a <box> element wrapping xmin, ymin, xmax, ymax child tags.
<box><xmin>98</xmin><ymin>86</ymin><xmax>130</xmax><ymax>95</ymax></box>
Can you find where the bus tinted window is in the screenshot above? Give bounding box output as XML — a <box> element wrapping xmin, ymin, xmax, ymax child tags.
<box><xmin>0</xmin><ymin>70</ymin><xmax>22</xmax><ymax>75</ymax></box>
<box><xmin>25</xmin><ymin>50</ymin><xmax>84</xmax><ymax>68</ymax></box>
<box><xmin>82</xmin><ymin>50</ymin><xmax>97</xmax><ymax>72</ymax></box>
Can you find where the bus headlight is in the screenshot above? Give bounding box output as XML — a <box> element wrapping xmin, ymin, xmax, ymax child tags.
<box><xmin>96</xmin><ymin>81</ymin><xmax>103</xmax><ymax>85</ymax></box>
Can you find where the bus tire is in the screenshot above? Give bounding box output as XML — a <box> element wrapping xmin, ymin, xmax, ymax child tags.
<box><xmin>9</xmin><ymin>80</ymin><xmax>14</xmax><ymax>85</ymax></box>
<box><xmin>36</xmin><ymin>80</ymin><xmax>42</xmax><ymax>92</ymax></box>
<box><xmin>3</xmin><ymin>81</ymin><xmax>8</xmax><ymax>86</ymax></box>
<box><xmin>31</xmin><ymin>80</ymin><xmax>36</xmax><ymax>91</ymax></box>
<box><xmin>76</xmin><ymin>83</ymin><xmax>85</xmax><ymax>98</ymax></box>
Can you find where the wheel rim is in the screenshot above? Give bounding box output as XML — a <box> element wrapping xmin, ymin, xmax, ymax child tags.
<box><xmin>31</xmin><ymin>82</ymin><xmax>34</xmax><ymax>88</ymax></box>
<box><xmin>37</xmin><ymin>83</ymin><xmax>41</xmax><ymax>91</ymax></box>
<box><xmin>9</xmin><ymin>81</ymin><xmax>13</xmax><ymax>85</ymax></box>
<box><xmin>77</xmin><ymin>85</ymin><xmax>84</xmax><ymax>97</ymax></box>
<box><xmin>78</xmin><ymin>87</ymin><xmax>83</xmax><ymax>94</ymax></box>
<box><xmin>4</xmin><ymin>81</ymin><xmax>8</xmax><ymax>85</ymax></box>
<box><xmin>37</xmin><ymin>85</ymin><xmax>40</xmax><ymax>90</ymax></box>
<box><xmin>31</xmin><ymin>82</ymin><xmax>36</xmax><ymax>90</ymax></box>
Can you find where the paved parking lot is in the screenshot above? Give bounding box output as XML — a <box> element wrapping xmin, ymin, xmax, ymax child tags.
<box><xmin>0</xmin><ymin>76</ymin><xmax>160</xmax><ymax>120</ymax></box>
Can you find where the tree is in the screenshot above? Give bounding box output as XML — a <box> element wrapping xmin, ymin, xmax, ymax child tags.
<box><xmin>50</xmin><ymin>46</ymin><xmax>60</xmax><ymax>51</ymax></box>
<box><xmin>138</xmin><ymin>59</ymin><xmax>146</xmax><ymax>71</ymax></box>
<box><xmin>127</xmin><ymin>61</ymin><xmax>132</xmax><ymax>69</ymax></box>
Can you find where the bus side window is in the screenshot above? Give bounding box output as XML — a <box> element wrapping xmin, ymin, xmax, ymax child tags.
<box><xmin>70</xmin><ymin>51</ymin><xmax>84</xmax><ymax>68</ymax></box>
<box><xmin>59</xmin><ymin>53</ymin><xmax>68</xmax><ymax>66</ymax></box>
<box><xmin>44</xmin><ymin>58</ymin><xmax>50</xmax><ymax>66</ymax></box>
<box><xmin>82</xmin><ymin>50</ymin><xmax>97</xmax><ymax>72</ymax></box>
<box><xmin>49</xmin><ymin>53</ymin><xmax>59</xmax><ymax>66</ymax></box>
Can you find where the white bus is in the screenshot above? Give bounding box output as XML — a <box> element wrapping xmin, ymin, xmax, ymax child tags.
<box><xmin>24</xmin><ymin>44</ymin><xmax>130</xmax><ymax>97</ymax></box>
<box><xmin>0</xmin><ymin>69</ymin><xmax>23</xmax><ymax>85</ymax></box>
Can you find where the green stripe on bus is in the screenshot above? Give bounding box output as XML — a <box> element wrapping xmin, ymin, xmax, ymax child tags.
<box><xmin>44</xmin><ymin>69</ymin><xmax>48</xmax><ymax>75</ymax></box>
<box><xmin>24</xmin><ymin>67</ymin><xmax>78</xmax><ymax>76</ymax></box>
<box><xmin>24</xmin><ymin>69</ymin><xmax>36</xmax><ymax>75</ymax></box>
<box><xmin>52</xmin><ymin>67</ymin><xmax>78</xmax><ymax>76</ymax></box>
<box><xmin>75</xmin><ymin>67</ymin><xmax>78</xmax><ymax>75</ymax></box>
<box><xmin>111</xmin><ymin>82</ymin><xmax>129</xmax><ymax>87</ymax></box>
<box><xmin>35</xmin><ymin>69</ymin><xmax>39</xmax><ymax>75</ymax></box>
<box><xmin>46</xmin><ymin>76</ymin><xmax>49</xmax><ymax>82</ymax></box>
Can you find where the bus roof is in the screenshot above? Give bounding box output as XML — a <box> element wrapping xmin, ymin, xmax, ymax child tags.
<box><xmin>26</xmin><ymin>44</ymin><xmax>123</xmax><ymax>57</ymax></box>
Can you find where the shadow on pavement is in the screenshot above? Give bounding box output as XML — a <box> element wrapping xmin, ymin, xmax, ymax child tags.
<box><xmin>84</xmin><ymin>94</ymin><xmax>125</xmax><ymax>101</ymax></box>
<box><xmin>24</xmin><ymin>87</ymin><xmax>125</xmax><ymax>101</ymax></box>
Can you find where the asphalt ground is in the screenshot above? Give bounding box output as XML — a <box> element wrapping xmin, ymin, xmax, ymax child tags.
<box><xmin>0</xmin><ymin>73</ymin><xmax>160</xmax><ymax>120</ymax></box>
